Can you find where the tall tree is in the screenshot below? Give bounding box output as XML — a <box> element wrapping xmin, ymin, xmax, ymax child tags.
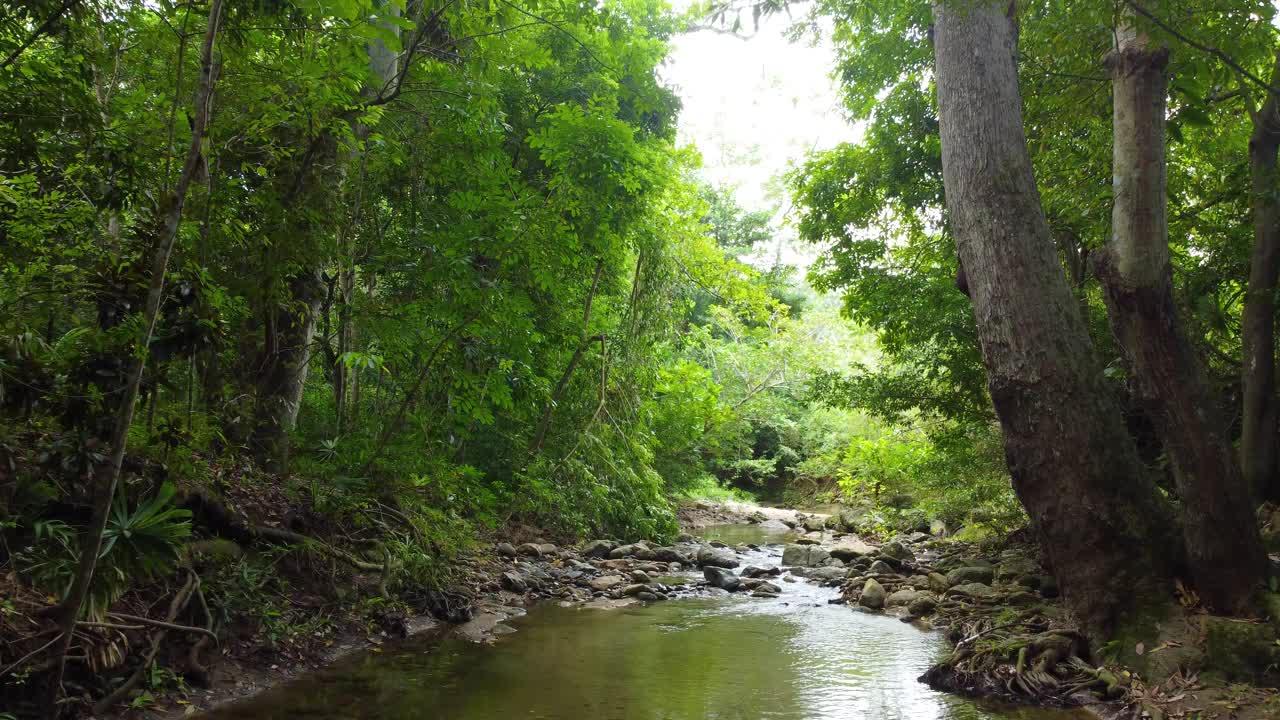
<box><xmin>41</xmin><ymin>1</ymin><xmax>225</xmax><ymax>712</ymax></box>
<box><xmin>1094</xmin><ymin>22</ymin><xmax>1265</xmax><ymax>614</ymax></box>
<box><xmin>1242</xmin><ymin>50</ymin><xmax>1280</xmax><ymax>502</ymax></box>
<box><xmin>930</xmin><ymin>0</ymin><xmax>1176</xmax><ymax>634</ymax></box>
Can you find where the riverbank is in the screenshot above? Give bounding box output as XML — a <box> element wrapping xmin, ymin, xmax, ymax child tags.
<box><xmin>128</xmin><ymin>500</ymin><xmax>776</xmax><ymax>718</ymax></box>
<box><xmin>123</xmin><ymin>500</ymin><xmax>1280</xmax><ymax>719</ymax></box>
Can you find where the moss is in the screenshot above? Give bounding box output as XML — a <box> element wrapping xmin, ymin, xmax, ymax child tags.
<box><xmin>1202</xmin><ymin>617</ymin><xmax>1280</xmax><ymax>684</ymax></box>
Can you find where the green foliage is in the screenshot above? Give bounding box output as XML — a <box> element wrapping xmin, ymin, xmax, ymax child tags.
<box><xmin>16</xmin><ymin>484</ymin><xmax>191</xmax><ymax>620</ymax></box>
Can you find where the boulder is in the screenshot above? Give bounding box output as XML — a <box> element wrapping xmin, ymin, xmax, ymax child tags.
<box><xmin>754</xmin><ymin>581</ymin><xmax>782</xmax><ymax>595</ymax></box>
<box><xmin>859</xmin><ymin>578</ymin><xmax>886</xmax><ymax>609</ymax></box>
<box><xmin>1203</xmin><ymin>616</ymin><xmax>1280</xmax><ymax>683</ymax></box>
<box><xmin>829</xmin><ymin>539</ymin><xmax>877</xmax><ymax>561</ymax></box>
<box><xmin>496</xmin><ymin>542</ymin><xmax>518</xmax><ymax>558</ymax></box>
<box><xmin>781</xmin><ymin>544</ymin><xmax>811</xmax><ymax>566</ymax></box>
<box><xmin>907</xmin><ymin>594</ymin><xmax>938</xmax><ymax>616</ymax></box>
<box><xmin>589</xmin><ymin>575</ymin><xmax>625</xmax><ymax>591</ymax></box>
<box><xmin>696</xmin><ymin>546</ymin><xmax>740</xmax><ymax>569</ymax></box>
<box><xmin>500</xmin><ymin>571</ymin><xmax>527</xmax><ymax>592</ymax></box>
<box><xmin>927</xmin><ymin>572</ymin><xmax>950</xmax><ymax>594</ymax></box>
<box><xmin>637</xmin><ymin>591</ymin><xmax>661</xmax><ymax>602</ymax></box>
<box><xmin>622</xmin><ymin>583</ymin><xmax>648</xmax><ymax>596</ymax></box>
<box><xmin>516</xmin><ymin>543</ymin><xmax>543</xmax><ymax>558</ymax></box>
<box><xmin>929</xmin><ymin>519</ymin><xmax>947</xmax><ymax>536</ymax></box>
<box><xmin>801</xmin><ymin>516</ymin><xmax>826</xmax><ymax>532</ymax></box>
<box><xmin>808</xmin><ymin>567</ymin><xmax>848</xmax><ymax>583</ymax></box>
<box><xmin>868</xmin><ymin>560</ymin><xmax>896</xmax><ymax>576</ymax></box>
<box><xmin>630</xmin><ymin>570</ymin><xmax>651</xmax><ymax>584</ymax></box>
<box><xmin>826</xmin><ymin>507</ymin><xmax>866</xmax><ymax>533</ymax></box>
<box><xmin>879</xmin><ymin>541</ymin><xmax>915</xmax><ymax>563</ymax></box>
<box><xmin>781</xmin><ymin>544</ymin><xmax>830</xmax><ymax>567</ymax></box>
<box><xmin>948</xmin><ymin>582</ymin><xmax>996</xmax><ymax>599</ymax></box>
<box><xmin>609</xmin><ymin>543</ymin><xmax>648</xmax><ymax>559</ymax></box>
<box><xmin>945</xmin><ymin>566</ymin><xmax>995</xmax><ymax>587</ymax></box>
<box><xmin>581</xmin><ymin>540</ymin><xmax>616</xmax><ymax>559</ymax></box>
<box><xmin>742</xmin><ymin>565</ymin><xmax>781</xmax><ymax>578</ymax></box>
<box><xmin>703</xmin><ymin>566</ymin><xmax>740</xmax><ymax>591</ymax></box>
<box><xmin>652</xmin><ymin>547</ymin><xmax>689</xmax><ymax>564</ymax></box>
<box><xmin>885</xmin><ymin>588</ymin><xmax>922</xmax><ymax>608</ymax></box>
<box><xmin>995</xmin><ymin>557</ymin><xmax>1040</xmax><ymax>582</ymax></box>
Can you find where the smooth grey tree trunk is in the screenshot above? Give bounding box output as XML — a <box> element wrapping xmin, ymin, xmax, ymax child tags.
<box><xmin>931</xmin><ymin>0</ymin><xmax>1177</xmax><ymax>636</ymax></box>
<box><xmin>1095</xmin><ymin>27</ymin><xmax>1265</xmax><ymax>615</ymax></box>
<box><xmin>1242</xmin><ymin>51</ymin><xmax>1280</xmax><ymax>503</ymax></box>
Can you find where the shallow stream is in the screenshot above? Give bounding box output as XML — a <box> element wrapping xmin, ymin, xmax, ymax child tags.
<box><xmin>202</xmin><ymin>525</ymin><xmax>1089</xmax><ymax>720</ymax></box>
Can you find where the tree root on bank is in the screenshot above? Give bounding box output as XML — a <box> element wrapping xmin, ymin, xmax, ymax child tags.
<box><xmin>921</xmin><ymin>610</ymin><xmax>1119</xmax><ymax>707</ymax></box>
<box><xmin>181</xmin><ymin>490</ymin><xmax>387</xmax><ymax>573</ymax></box>
<box><xmin>91</xmin><ymin>570</ymin><xmax>201</xmax><ymax>715</ymax></box>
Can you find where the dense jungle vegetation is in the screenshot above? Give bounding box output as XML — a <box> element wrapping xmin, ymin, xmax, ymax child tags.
<box><xmin>5</xmin><ymin>0</ymin><xmax>1280</xmax><ymax>715</ymax></box>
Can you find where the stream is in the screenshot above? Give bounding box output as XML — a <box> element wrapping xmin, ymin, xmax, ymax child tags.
<box><xmin>201</xmin><ymin>524</ymin><xmax>1090</xmax><ymax>720</ymax></box>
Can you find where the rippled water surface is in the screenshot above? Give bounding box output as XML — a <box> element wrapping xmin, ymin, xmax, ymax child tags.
<box><xmin>204</xmin><ymin>525</ymin><xmax>1088</xmax><ymax>720</ymax></box>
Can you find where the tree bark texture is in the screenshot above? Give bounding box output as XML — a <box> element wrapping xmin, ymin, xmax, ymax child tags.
<box><xmin>1095</xmin><ymin>31</ymin><xmax>1265</xmax><ymax>614</ymax></box>
<box><xmin>251</xmin><ymin>270</ymin><xmax>323</xmax><ymax>471</ymax></box>
<box><xmin>1241</xmin><ymin>51</ymin><xmax>1280</xmax><ymax>503</ymax></box>
<box><xmin>931</xmin><ymin>0</ymin><xmax>1176</xmax><ymax>635</ymax></box>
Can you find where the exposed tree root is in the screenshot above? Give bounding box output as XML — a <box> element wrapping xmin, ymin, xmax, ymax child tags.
<box><xmin>91</xmin><ymin>570</ymin><xmax>199</xmax><ymax>715</ymax></box>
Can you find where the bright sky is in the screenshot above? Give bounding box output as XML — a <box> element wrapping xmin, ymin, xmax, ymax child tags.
<box><xmin>661</xmin><ymin>6</ymin><xmax>862</xmax><ymax>266</ymax></box>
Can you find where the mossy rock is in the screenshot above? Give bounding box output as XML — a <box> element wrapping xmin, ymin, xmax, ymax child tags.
<box><xmin>1202</xmin><ymin>616</ymin><xmax>1280</xmax><ymax>684</ymax></box>
<box><xmin>185</xmin><ymin>538</ymin><xmax>244</xmax><ymax>565</ymax></box>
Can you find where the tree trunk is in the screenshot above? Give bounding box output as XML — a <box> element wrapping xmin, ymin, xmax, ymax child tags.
<box><xmin>1095</xmin><ymin>28</ymin><xmax>1265</xmax><ymax>615</ymax></box>
<box><xmin>1242</xmin><ymin>51</ymin><xmax>1280</xmax><ymax>503</ymax></box>
<box><xmin>43</xmin><ymin>1</ymin><xmax>224</xmax><ymax>713</ymax></box>
<box><xmin>251</xmin><ymin>270</ymin><xmax>323</xmax><ymax>471</ymax></box>
<box><xmin>931</xmin><ymin>0</ymin><xmax>1176</xmax><ymax>636</ymax></box>
<box><xmin>530</xmin><ymin>260</ymin><xmax>605</xmax><ymax>453</ymax></box>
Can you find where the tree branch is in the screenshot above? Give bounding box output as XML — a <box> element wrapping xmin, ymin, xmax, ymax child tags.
<box><xmin>1123</xmin><ymin>0</ymin><xmax>1280</xmax><ymax>97</ymax></box>
<box><xmin>0</xmin><ymin>0</ymin><xmax>82</xmax><ymax>71</ymax></box>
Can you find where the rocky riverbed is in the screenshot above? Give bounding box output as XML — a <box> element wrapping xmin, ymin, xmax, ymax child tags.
<box><xmin>193</xmin><ymin>508</ymin><xmax>1095</xmax><ymax>720</ymax></box>
<box><xmin>157</xmin><ymin>502</ymin><xmax>1279</xmax><ymax>720</ymax></box>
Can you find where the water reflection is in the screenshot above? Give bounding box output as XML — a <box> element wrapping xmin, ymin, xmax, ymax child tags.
<box><xmin>202</xmin><ymin>529</ymin><xmax>1088</xmax><ymax>720</ymax></box>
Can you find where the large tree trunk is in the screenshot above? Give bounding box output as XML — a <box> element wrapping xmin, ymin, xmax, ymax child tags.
<box><xmin>1242</xmin><ymin>51</ymin><xmax>1280</xmax><ymax>503</ymax></box>
<box><xmin>249</xmin><ymin>8</ymin><xmax>403</xmax><ymax>466</ymax></box>
<box><xmin>1095</xmin><ymin>28</ymin><xmax>1265</xmax><ymax>614</ymax></box>
<box><xmin>931</xmin><ymin>0</ymin><xmax>1177</xmax><ymax>636</ymax></box>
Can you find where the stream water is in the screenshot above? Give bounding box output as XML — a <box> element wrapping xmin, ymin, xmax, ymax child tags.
<box><xmin>202</xmin><ymin>525</ymin><xmax>1089</xmax><ymax>720</ymax></box>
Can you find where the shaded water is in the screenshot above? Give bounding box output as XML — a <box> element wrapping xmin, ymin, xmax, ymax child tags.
<box><xmin>204</xmin><ymin>526</ymin><xmax>1088</xmax><ymax>720</ymax></box>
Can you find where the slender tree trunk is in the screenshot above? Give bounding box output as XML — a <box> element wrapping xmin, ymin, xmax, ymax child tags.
<box><xmin>931</xmin><ymin>0</ymin><xmax>1176</xmax><ymax>637</ymax></box>
<box><xmin>530</xmin><ymin>260</ymin><xmax>605</xmax><ymax>452</ymax></box>
<box><xmin>1242</xmin><ymin>51</ymin><xmax>1280</xmax><ymax>503</ymax></box>
<box><xmin>1095</xmin><ymin>27</ymin><xmax>1265</xmax><ymax>614</ymax></box>
<box><xmin>42</xmin><ymin>2</ymin><xmax>223</xmax><ymax>713</ymax></box>
<box><xmin>251</xmin><ymin>270</ymin><xmax>323</xmax><ymax>471</ymax></box>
